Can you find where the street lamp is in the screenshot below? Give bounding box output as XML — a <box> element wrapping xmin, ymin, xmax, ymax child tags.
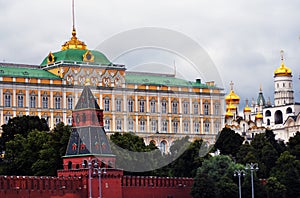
<box><xmin>93</xmin><ymin>167</ymin><xmax>106</xmax><ymax>198</ymax></box>
<box><xmin>82</xmin><ymin>159</ymin><xmax>107</xmax><ymax>198</ymax></box>
<box><xmin>234</xmin><ymin>169</ymin><xmax>246</xmax><ymax>198</ymax></box>
<box><xmin>245</xmin><ymin>163</ymin><xmax>259</xmax><ymax>198</ymax></box>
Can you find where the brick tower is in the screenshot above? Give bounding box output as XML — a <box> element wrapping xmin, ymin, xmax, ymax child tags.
<box><xmin>58</xmin><ymin>86</ymin><xmax>122</xmax><ymax>198</ymax></box>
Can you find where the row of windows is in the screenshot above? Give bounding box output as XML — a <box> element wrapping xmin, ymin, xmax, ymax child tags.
<box><xmin>3</xmin><ymin>94</ymin><xmax>73</xmax><ymax>110</ymax></box>
<box><xmin>104</xmin><ymin>119</ymin><xmax>220</xmax><ymax>133</ymax></box>
<box><xmin>104</xmin><ymin>98</ymin><xmax>220</xmax><ymax>115</ymax></box>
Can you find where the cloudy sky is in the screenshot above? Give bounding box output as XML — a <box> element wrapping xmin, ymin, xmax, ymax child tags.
<box><xmin>1</xmin><ymin>0</ymin><xmax>300</xmax><ymax>108</ymax></box>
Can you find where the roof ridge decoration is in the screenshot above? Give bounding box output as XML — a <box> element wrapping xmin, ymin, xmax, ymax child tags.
<box><xmin>61</xmin><ymin>0</ymin><xmax>87</xmax><ymax>51</ymax></box>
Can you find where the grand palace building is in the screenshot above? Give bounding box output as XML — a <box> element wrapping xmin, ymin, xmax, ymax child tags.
<box><xmin>0</xmin><ymin>27</ymin><xmax>225</xmax><ymax>152</ymax></box>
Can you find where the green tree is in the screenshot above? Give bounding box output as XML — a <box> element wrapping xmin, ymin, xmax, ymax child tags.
<box><xmin>0</xmin><ymin>123</ymin><xmax>71</xmax><ymax>176</ymax></box>
<box><xmin>191</xmin><ymin>155</ymin><xmax>239</xmax><ymax>198</ymax></box>
<box><xmin>271</xmin><ymin>151</ymin><xmax>300</xmax><ymax>197</ymax></box>
<box><xmin>214</xmin><ymin>127</ymin><xmax>244</xmax><ymax>157</ymax></box>
<box><xmin>110</xmin><ymin>132</ymin><xmax>159</xmax><ymax>175</ymax></box>
<box><xmin>265</xmin><ymin>176</ymin><xmax>286</xmax><ymax>198</ymax></box>
<box><xmin>288</xmin><ymin>131</ymin><xmax>300</xmax><ymax>160</ymax></box>
<box><xmin>0</xmin><ymin>116</ymin><xmax>49</xmax><ymax>151</ymax></box>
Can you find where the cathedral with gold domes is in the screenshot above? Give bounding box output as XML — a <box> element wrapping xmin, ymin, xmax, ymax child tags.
<box><xmin>225</xmin><ymin>50</ymin><xmax>300</xmax><ymax>142</ymax></box>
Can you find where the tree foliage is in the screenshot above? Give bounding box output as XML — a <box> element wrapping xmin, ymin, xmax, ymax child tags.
<box><xmin>0</xmin><ymin>122</ymin><xmax>71</xmax><ymax>176</ymax></box>
<box><xmin>214</xmin><ymin>127</ymin><xmax>244</xmax><ymax>157</ymax></box>
<box><xmin>191</xmin><ymin>155</ymin><xmax>239</xmax><ymax>198</ymax></box>
<box><xmin>0</xmin><ymin>116</ymin><xmax>49</xmax><ymax>151</ymax></box>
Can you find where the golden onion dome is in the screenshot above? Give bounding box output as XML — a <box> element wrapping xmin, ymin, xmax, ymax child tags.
<box><xmin>274</xmin><ymin>62</ymin><xmax>292</xmax><ymax>77</ymax></box>
<box><xmin>225</xmin><ymin>90</ymin><xmax>240</xmax><ymax>104</ymax></box>
<box><xmin>61</xmin><ymin>28</ymin><xmax>87</xmax><ymax>51</ymax></box>
<box><xmin>225</xmin><ymin>81</ymin><xmax>240</xmax><ymax>105</ymax></box>
<box><xmin>255</xmin><ymin>112</ymin><xmax>263</xmax><ymax>120</ymax></box>
<box><xmin>244</xmin><ymin>105</ymin><xmax>251</xmax><ymax>112</ymax></box>
<box><xmin>227</xmin><ymin>103</ymin><xmax>237</xmax><ymax>111</ymax></box>
<box><xmin>225</xmin><ymin>110</ymin><xmax>234</xmax><ymax>118</ymax></box>
<box><xmin>274</xmin><ymin>50</ymin><xmax>292</xmax><ymax>77</ymax></box>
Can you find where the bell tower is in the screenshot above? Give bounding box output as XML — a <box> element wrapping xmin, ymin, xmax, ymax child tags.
<box><xmin>274</xmin><ymin>50</ymin><xmax>294</xmax><ymax>106</ymax></box>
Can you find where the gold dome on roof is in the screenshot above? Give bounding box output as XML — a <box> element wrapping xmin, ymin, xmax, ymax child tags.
<box><xmin>225</xmin><ymin>81</ymin><xmax>240</xmax><ymax>104</ymax></box>
<box><xmin>274</xmin><ymin>50</ymin><xmax>292</xmax><ymax>77</ymax></box>
<box><xmin>244</xmin><ymin>105</ymin><xmax>251</xmax><ymax>112</ymax></box>
<box><xmin>255</xmin><ymin>112</ymin><xmax>263</xmax><ymax>120</ymax></box>
<box><xmin>225</xmin><ymin>109</ymin><xmax>234</xmax><ymax>118</ymax></box>
<box><xmin>227</xmin><ymin>103</ymin><xmax>237</xmax><ymax>111</ymax></box>
<box><xmin>61</xmin><ymin>28</ymin><xmax>87</xmax><ymax>51</ymax></box>
<box><xmin>244</xmin><ymin>99</ymin><xmax>251</xmax><ymax>112</ymax></box>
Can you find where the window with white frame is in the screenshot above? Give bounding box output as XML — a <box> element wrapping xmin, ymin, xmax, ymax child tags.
<box><xmin>214</xmin><ymin>103</ymin><xmax>220</xmax><ymax>115</ymax></box>
<box><xmin>139</xmin><ymin>100</ymin><xmax>145</xmax><ymax>112</ymax></box>
<box><xmin>104</xmin><ymin>97</ymin><xmax>110</xmax><ymax>111</ymax></box>
<box><xmin>172</xmin><ymin>100</ymin><xmax>178</xmax><ymax>114</ymax></box>
<box><xmin>116</xmin><ymin>119</ymin><xmax>122</xmax><ymax>131</ymax></box>
<box><xmin>160</xmin><ymin>141</ymin><xmax>167</xmax><ymax>154</ymax></box>
<box><xmin>67</xmin><ymin>96</ymin><xmax>73</xmax><ymax>110</ymax></box>
<box><xmin>161</xmin><ymin>100</ymin><xmax>167</xmax><ymax>114</ymax></box>
<box><xmin>215</xmin><ymin>122</ymin><xmax>220</xmax><ymax>133</ymax></box>
<box><xmin>4</xmin><ymin>94</ymin><xmax>11</xmax><ymax>107</ymax></box>
<box><xmin>30</xmin><ymin>95</ymin><xmax>36</xmax><ymax>108</ymax></box>
<box><xmin>140</xmin><ymin>119</ymin><xmax>145</xmax><ymax>132</ymax></box>
<box><xmin>42</xmin><ymin>96</ymin><xmax>48</xmax><ymax>109</ymax></box>
<box><xmin>151</xmin><ymin>120</ymin><xmax>157</xmax><ymax>132</ymax></box>
<box><xmin>150</xmin><ymin>99</ymin><xmax>156</xmax><ymax>113</ymax></box>
<box><xmin>55</xmin><ymin>117</ymin><xmax>61</xmax><ymax>125</ymax></box>
<box><xmin>173</xmin><ymin>121</ymin><xmax>178</xmax><ymax>133</ymax></box>
<box><xmin>183</xmin><ymin>121</ymin><xmax>189</xmax><ymax>133</ymax></box>
<box><xmin>128</xmin><ymin>119</ymin><xmax>134</xmax><ymax>131</ymax></box>
<box><xmin>104</xmin><ymin>118</ymin><xmax>111</xmax><ymax>131</ymax></box>
<box><xmin>116</xmin><ymin>99</ymin><xmax>122</xmax><ymax>112</ymax></box>
<box><xmin>183</xmin><ymin>101</ymin><xmax>189</xmax><ymax>114</ymax></box>
<box><xmin>204</xmin><ymin>101</ymin><xmax>209</xmax><ymax>115</ymax></box>
<box><xmin>128</xmin><ymin>99</ymin><xmax>134</xmax><ymax>112</ymax></box>
<box><xmin>204</xmin><ymin>119</ymin><xmax>210</xmax><ymax>133</ymax></box>
<box><xmin>67</xmin><ymin>117</ymin><xmax>72</xmax><ymax>126</ymax></box>
<box><xmin>193</xmin><ymin>103</ymin><xmax>199</xmax><ymax>114</ymax></box>
<box><xmin>17</xmin><ymin>95</ymin><xmax>24</xmax><ymax>108</ymax></box>
<box><xmin>194</xmin><ymin>121</ymin><xmax>200</xmax><ymax>133</ymax></box>
<box><xmin>55</xmin><ymin>97</ymin><xmax>61</xmax><ymax>109</ymax></box>
<box><xmin>4</xmin><ymin>115</ymin><xmax>11</xmax><ymax>124</ymax></box>
<box><xmin>162</xmin><ymin>120</ymin><xmax>168</xmax><ymax>132</ymax></box>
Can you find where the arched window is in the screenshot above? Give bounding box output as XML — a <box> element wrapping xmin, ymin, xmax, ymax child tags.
<box><xmin>265</xmin><ymin>110</ymin><xmax>271</xmax><ymax>117</ymax></box>
<box><xmin>275</xmin><ymin>110</ymin><xmax>283</xmax><ymax>124</ymax></box>
<box><xmin>286</xmin><ymin>107</ymin><xmax>292</xmax><ymax>114</ymax></box>
<box><xmin>68</xmin><ymin>161</ymin><xmax>72</xmax><ymax>170</ymax></box>
<box><xmin>160</xmin><ymin>140</ymin><xmax>167</xmax><ymax>154</ymax></box>
<box><xmin>204</xmin><ymin>101</ymin><xmax>209</xmax><ymax>115</ymax></box>
<box><xmin>267</xmin><ymin>119</ymin><xmax>270</xmax><ymax>125</ymax></box>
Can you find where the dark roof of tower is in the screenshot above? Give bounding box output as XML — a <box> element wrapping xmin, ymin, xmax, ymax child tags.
<box><xmin>65</xmin><ymin>126</ymin><xmax>113</xmax><ymax>156</ymax></box>
<box><xmin>75</xmin><ymin>86</ymin><xmax>100</xmax><ymax>110</ymax></box>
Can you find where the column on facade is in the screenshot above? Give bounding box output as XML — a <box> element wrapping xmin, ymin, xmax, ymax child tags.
<box><xmin>146</xmin><ymin>94</ymin><xmax>150</xmax><ymax>132</ymax></box>
<box><xmin>123</xmin><ymin>93</ymin><xmax>127</xmax><ymax>131</ymax></box>
<box><xmin>25</xmin><ymin>89</ymin><xmax>29</xmax><ymax>115</ymax></box>
<box><xmin>0</xmin><ymin>88</ymin><xmax>3</xmax><ymax>125</ymax></box>
<box><xmin>62</xmin><ymin>88</ymin><xmax>67</xmax><ymax>123</ymax></box>
<box><xmin>189</xmin><ymin>97</ymin><xmax>193</xmax><ymax>132</ymax></box>
<box><xmin>135</xmin><ymin>94</ymin><xmax>138</xmax><ymax>132</ymax></box>
<box><xmin>112</xmin><ymin>93</ymin><xmax>115</xmax><ymax>132</ymax></box>
<box><xmin>210</xmin><ymin>98</ymin><xmax>214</xmax><ymax>134</ymax></box>
<box><xmin>13</xmin><ymin>88</ymin><xmax>16</xmax><ymax>117</ymax></box>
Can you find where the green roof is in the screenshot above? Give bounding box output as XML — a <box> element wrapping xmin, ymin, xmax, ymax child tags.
<box><xmin>125</xmin><ymin>73</ymin><xmax>215</xmax><ymax>88</ymax></box>
<box><xmin>0</xmin><ymin>66</ymin><xmax>61</xmax><ymax>79</ymax></box>
<box><xmin>40</xmin><ymin>49</ymin><xmax>111</xmax><ymax>66</ymax></box>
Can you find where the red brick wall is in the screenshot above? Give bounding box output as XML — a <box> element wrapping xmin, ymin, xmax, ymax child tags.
<box><xmin>122</xmin><ymin>176</ymin><xmax>193</xmax><ymax>198</ymax></box>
